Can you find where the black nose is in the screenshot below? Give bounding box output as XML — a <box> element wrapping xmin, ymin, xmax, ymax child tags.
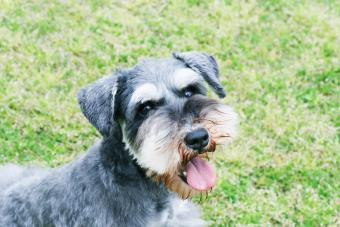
<box><xmin>184</xmin><ymin>128</ymin><xmax>209</xmax><ymax>152</ymax></box>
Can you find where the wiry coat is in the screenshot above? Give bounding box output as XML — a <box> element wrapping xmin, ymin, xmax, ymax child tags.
<box><xmin>0</xmin><ymin>51</ymin><xmax>236</xmax><ymax>226</ymax></box>
<box><xmin>0</xmin><ymin>137</ymin><xmax>204</xmax><ymax>226</ymax></box>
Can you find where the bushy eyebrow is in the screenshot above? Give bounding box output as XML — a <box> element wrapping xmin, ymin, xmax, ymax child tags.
<box><xmin>172</xmin><ymin>68</ymin><xmax>203</xmax><ymax>90</ymax></box>
<box><xmin>129</xmin><ymin>83</ymin><xmax>163</xmax><ymax>106</ymax></box>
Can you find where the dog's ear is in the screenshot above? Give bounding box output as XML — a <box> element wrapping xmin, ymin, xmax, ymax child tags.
<box><xmin>172</xmin><ymin>51</ymin><xmax>226</xmax><ymax>98</ymax></box>
<box><xmin>77</xmin><ymin>73</ymin><xmax>118</xmax><ymax>137</ymax></box>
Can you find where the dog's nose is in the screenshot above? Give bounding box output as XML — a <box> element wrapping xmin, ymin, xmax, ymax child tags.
<box><xmin>184</xmin><ymin>128</ymin><xmax>209</xmax><ymax>153</ymax></box>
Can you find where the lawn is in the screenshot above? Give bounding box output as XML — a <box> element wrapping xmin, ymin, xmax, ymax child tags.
<box><xmin>0</xmin><ymin>0</ymin><xmax>339</xmax><ymax>225</ymax></box>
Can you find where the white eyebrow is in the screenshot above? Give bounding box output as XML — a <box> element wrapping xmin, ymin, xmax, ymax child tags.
<box><xmin>130</xmin><ymin>83</ymin><xmax>162</xmax><ymax>105</ymax></box>
<box><xmin>173</xmin><ymin>68</ymin><xmax>202</xmax><ymax>90</ymax></box>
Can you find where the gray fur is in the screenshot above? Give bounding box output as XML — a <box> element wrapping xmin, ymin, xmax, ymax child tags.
<box><xmin>0</xmin><ymin>52</ymin><xmax>227</xmax><ymax>226</ymax></box>
<box><xmin>77</xmin><ymin>74</ymin><xmax>118</xmax><ymax>137</ymax></box>
<box><xmin>0</xmin><ymin>140</ymin><xmax>205</xmax><ymax>226</ymax></box>
<box><xmin>172</xmin><ymin>51</ymin><xmax>226</xmax><ymax>98</ymax></box>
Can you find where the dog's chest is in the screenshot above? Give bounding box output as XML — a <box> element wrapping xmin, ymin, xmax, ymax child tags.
<box><xmin>148</xmin><ymin>197</ymin><xmax>206</xmax><ymax>227</ymax></box>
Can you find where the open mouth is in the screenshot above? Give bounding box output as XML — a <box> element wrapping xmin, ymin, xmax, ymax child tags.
<box><xmin>179</xmin><ymin>152</ymin><xmax>216</xmax><ymax>191</ymax></box>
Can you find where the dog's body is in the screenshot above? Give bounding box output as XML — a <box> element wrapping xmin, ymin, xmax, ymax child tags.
<box><xmin>0</xmin><ymin>140</ymin><xmax>203</xmax><ymax>226</ymax></box>
<box><xmin>0</xmin><ymin>52</ymin><xmax>237</xmax><ymax>226</ymax></box>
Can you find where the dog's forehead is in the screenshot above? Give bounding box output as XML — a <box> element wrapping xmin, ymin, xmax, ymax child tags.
<box><xmin>128</xmin><ymin>58</ymin><xmax>202</xmax><ymax>97</ymax></box>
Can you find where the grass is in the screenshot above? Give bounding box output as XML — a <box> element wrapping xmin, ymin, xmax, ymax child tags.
<box><xmin>0</xmin><ymin>0</ymin><xmax>339</xmax><ymax>225</ymax></box>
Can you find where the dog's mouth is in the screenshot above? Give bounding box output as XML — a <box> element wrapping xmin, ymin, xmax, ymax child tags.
<box><xmin>147</xmin><ymin>138</ymin><xmax>221</xmax><ymax>198</ymax></box>
<box><xmin>179</xmin><ymin>155</ymin><xmax>216</xmax><ymax>191</ymax></box>
<box><xmin>178</xmin><ymin>140</ymin><xmax>216</xmax><ymax>192</ymax></box>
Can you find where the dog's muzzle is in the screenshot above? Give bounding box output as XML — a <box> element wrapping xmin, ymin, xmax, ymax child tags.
<box><xmin>182</xmin><ymin>128</ymin><xmax>215</xmax><ymax>191</ymax></box>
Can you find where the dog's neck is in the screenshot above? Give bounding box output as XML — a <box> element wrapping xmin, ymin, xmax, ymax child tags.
<box><xmin>100</xmin><ymin>124</ymin><xmax>148</xmax><ymax>176</ymax></box>
<box><xmin>97</xmin><ymin>135</ymin><xmax>169</xmax><ymax>199</ymax></box>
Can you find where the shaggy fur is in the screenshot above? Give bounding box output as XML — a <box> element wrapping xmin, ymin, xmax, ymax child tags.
<box><xmin>0</xmin><ymin>51</ymin><xmax>237</xmax><ymax>226</ymax></box>
<box><xmin>0</xmin><ymin>139</ymin><xmax>204</xmax><ymax>226</ymax></box>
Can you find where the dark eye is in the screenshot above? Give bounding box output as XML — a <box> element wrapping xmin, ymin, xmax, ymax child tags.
<box><xmin>141</xmin><ymin>104</ymin><xmax>152</xmax><ymax>115</ymax></box>
<box><xmin>183</xmin><ymin>87</ymin><xmax>195</xmax><ymax>97</ymax></box>
<box><xmin>137</xmin><ymin>101</ymin><xmax>154</xmax><ymax>116</ymax></box>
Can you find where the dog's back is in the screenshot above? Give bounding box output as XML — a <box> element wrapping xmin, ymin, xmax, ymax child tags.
<box><xmin>0</xmin><ymin>164</ymin><xmax>46</xmax><ymax>192</ymax></box>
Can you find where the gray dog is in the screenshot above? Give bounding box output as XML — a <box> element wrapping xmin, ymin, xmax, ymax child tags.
<box><xmin>0</xmin><ymin>52</ymin><xmax>238</xmax><ymax>226</ymax></box>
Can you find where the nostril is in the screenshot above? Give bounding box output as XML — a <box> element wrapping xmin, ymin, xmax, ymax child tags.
<box><xmin>202</xmin><ymin>137</ymin><xmax>209</xmax><ymax>146</ymax></box>
<box><xmin>202</xmin><ymin>133</ymin><xmax>209</xmax><ymax>141</ymax></box>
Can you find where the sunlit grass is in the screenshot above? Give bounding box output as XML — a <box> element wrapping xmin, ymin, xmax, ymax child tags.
<box><xmin>0</xmin><ymin>0</ymin><xmax>339</xmax><ymax>225</ymax></box>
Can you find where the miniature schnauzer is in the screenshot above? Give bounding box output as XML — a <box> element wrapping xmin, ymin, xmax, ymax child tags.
<box><xmin>0</xmin><ymin>51</ymin><xmax>238</xmax><ymax>226</ymax></box>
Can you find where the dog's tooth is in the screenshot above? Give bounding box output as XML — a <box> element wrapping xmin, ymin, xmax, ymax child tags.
<box><xmin>183</xmin><ymin>171</ymin><xmax>187</xmax><ymax>176</ymax></box>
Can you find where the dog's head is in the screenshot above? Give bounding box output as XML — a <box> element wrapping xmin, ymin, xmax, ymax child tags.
<box><xmin>78</xmin><ymin>52</ymin><xmax>238</xmax><ymax>198</ymax></box>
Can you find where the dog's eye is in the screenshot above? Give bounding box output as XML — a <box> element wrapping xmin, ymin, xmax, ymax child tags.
<box><xmin>136</xmin><ymin>99</ymin><xmax>164</xmax><ymax>117</ymax></box>
<box><xmin>137</xmin><ymin>101</ymin><xmax>154</xmax><ymax>116</ymax></box>
<box><xmin>141</xmin><ymin>105</ymin><xmax>152</xmax><ymax>115</ymax></box>
<box><xmin>184</xmin><ymin>90</ymin><xmax>193</xmax><ymax>97</ymax></box>
<box><xmin>183</xmin><ymin>87</ymin><xmax>195</xmax><ymax>98</ymax></box>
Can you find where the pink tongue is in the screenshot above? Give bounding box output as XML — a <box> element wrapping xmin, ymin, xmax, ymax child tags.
<box><xmin>186</xmin><ymin>157</ymin><xmax>216</xmax><ymax>191</ymax></box>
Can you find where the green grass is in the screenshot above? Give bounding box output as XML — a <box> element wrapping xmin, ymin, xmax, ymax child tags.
<box><xmin>0</xmin><ymin>0</ymin><xmax>339</xmax><ymax>225</ymax></box>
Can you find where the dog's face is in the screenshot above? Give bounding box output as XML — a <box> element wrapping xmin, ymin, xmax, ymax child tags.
<box><xmin>78</xmin><ymin>52</ymin><xmax>238</xmax><ymax>198</ymax></box>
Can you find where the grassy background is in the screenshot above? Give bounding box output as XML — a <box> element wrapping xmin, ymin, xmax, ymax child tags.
<box><xmin>0</xmin><ymin>0</ymin><xmax>339</xmax><ymax>225</ymax></box>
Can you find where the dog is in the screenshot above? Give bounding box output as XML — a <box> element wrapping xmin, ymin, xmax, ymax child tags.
<box><xmin>0</xmin><ymin>51</ymin><xmax>238</xmax><ymax>226</ymax></box>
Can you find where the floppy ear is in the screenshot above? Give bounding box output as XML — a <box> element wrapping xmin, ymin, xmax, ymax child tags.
<box><xmin>172</xmin><ymin>51</ymin><xmax>226</xmax><ymax>98</ymax></box>
<box><xmin>77</xmin><ymin>73</ymin><xmax>118</xmax><ymax>137</ymax></box>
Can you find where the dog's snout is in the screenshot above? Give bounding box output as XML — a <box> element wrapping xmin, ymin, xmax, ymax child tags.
<box><xmin>184</xmin><ymin>128</ymin><xmax>209</xmax><ymax>153</ymax></box>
